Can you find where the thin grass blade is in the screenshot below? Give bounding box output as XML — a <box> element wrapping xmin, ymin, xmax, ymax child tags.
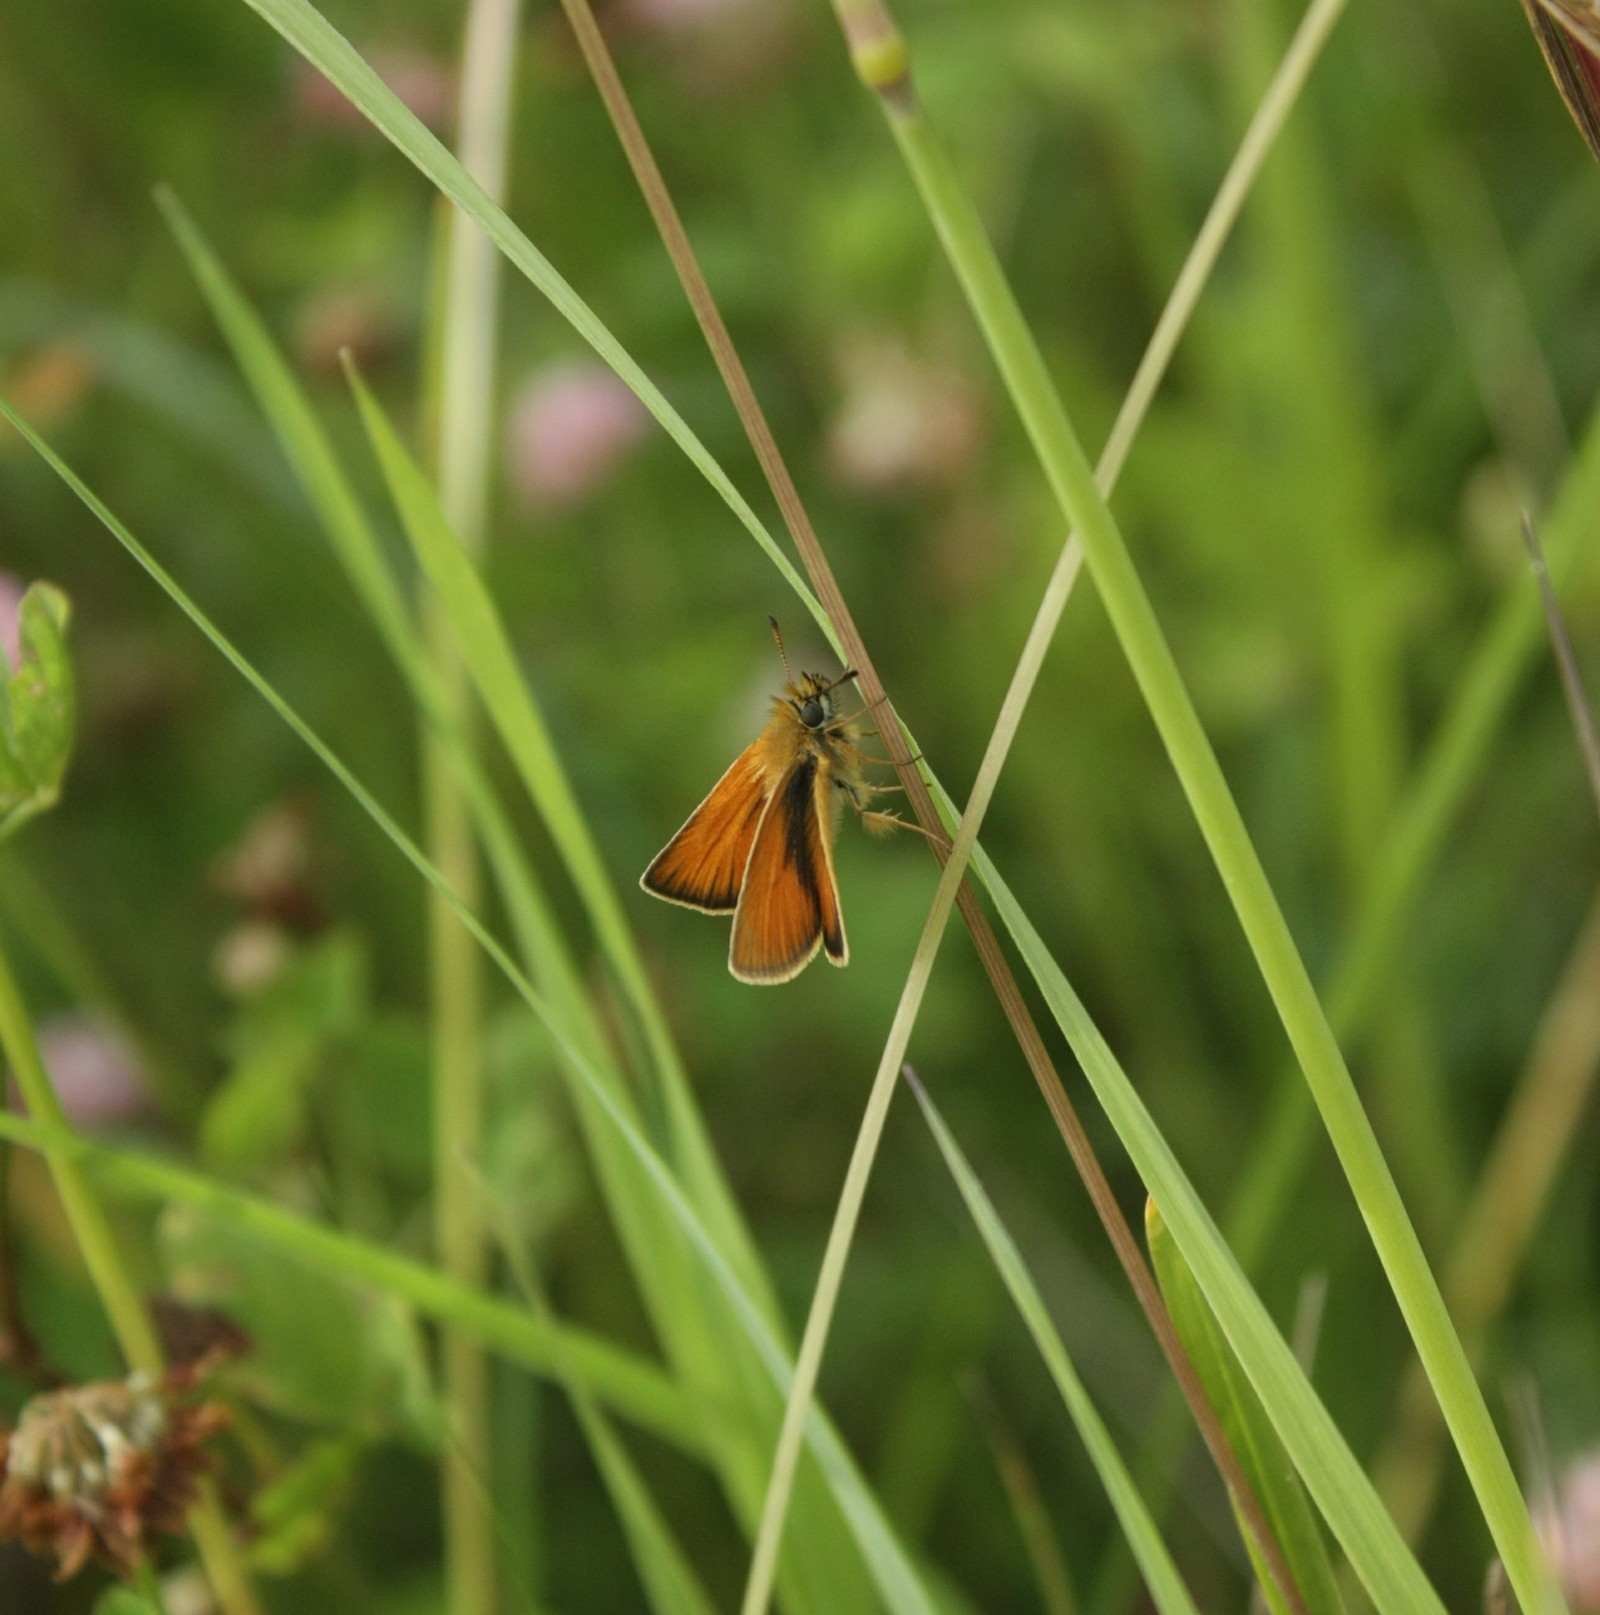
<box><xmin>830</xmin><ymin>18</ymin><xmax>1560</xmax><ymax>1607</ymax></box>
<box><xmin>232</xmin><ymin>0</ymin><xmax>821</xmax><ymax>631</ymax></box>
<box><xmin>1146</xmin><ymin>1201</ymin><xmax>1345</xmax><ymax>1615</ymax></box>
<box><xmin>959</xmin><ymin>833</ymin><xmax>1448</xmax><ymax>1615</ymax></box>
<box><xmin>0</xmin><ymin>395</ymin><xmax>942</xmax><ymax>1615</ymax></box>
<box><xmin>908</xmin><ymin>1072</ymin><xmax>1202</xmax><ymax>1615</ymax></box>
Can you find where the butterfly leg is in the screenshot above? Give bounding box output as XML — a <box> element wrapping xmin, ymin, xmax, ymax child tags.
<box><xmin>839</xmin><ymin>777</ymin><xmax>935</xmax><ymax>841</ymax></box>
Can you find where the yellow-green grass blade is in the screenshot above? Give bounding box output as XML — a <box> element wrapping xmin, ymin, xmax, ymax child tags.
<box><xmin>155</xmin><ymin>199</ymin><xmax>860</xmax><ymax>1609</ymax></box>
<box><xmin>2</xmin><ymin>395</ymin><xmax>941</xmax><ymax>1615</ymax></box>
<box><xmin>957</xmin><ymin>826</ymin><xmax>1448</xmax><ymax>1615</ymax></box>
<box><xmin>847</xmin><ymin>57</ymin><xmax>1557</xmax><ymax>1615</ymax></box>
<box><xmin>232</xmin><ymin>0</ymin><xmax>821</xmax><ymax>635</ymax></box>
<box><xmin>345</xmin><ymin>358</ymin><xmax>778</xmax><ymax>1337</ymax></box>
<box><xmin>342</xmin><ymin>360</ymin><xmax>877</xmax><ymax>1614</ymax></box>
<box><xmin>0</xmin><ymin>1106</ymin><xmax>694</xmax><ymax>1453</ymax></box>
<box><xmin>1146</xmin><ymin>1202</ymin><xmax>1344</xmax><ymax>1615</ymax></box>
<box><xmin>909</xmin><ymin>1074</ymin><xmax>1202</xmax><ymax>1615</ymax></box>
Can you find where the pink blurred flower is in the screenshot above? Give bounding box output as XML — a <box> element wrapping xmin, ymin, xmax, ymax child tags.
<box><xmin>24</xmin><ymin>1015</ymin><xmax>149</xmax><ymax>1130</ymax></box>
<box><xmin>0</xmin><ymin>573</ymin><xmax>22</xmax><ymax>670</ymax></box>
<box><xmin>1539</xmin><ymin>1450</ymin><xmax>1600</xmax><ymax>1611</ymax></box>
<box><xmin>0</xmin><ymin>345</ymin><xmax>94</xmax><ymax>441</ymax></box>
<box><xmin>293</xmin><ymin>46</ymin><xmax>455</xmax><ymax>134</ymax></box>
<box><xmin>827</xmin><ymin>335</ymin><xmax>983</xmax><ymax>496</ymax></box>
<box><xmin>615</xmin><ymin>0</ymin><xmax>795</xmax><ymax>90</ymax></box>
<box><xmin>293</xmin><ymin>283</ymin><xmax>399</xmax><ymax>379</ymax></box>
<box><xmin>212</xmin><ymin>922</ymin><xmax>293</xmax><ymax>1000</ymax></box>
<box><xmin>505</xmin><ymin>361</ymin><xmax>651</xmax><ymax>510</ymax></box>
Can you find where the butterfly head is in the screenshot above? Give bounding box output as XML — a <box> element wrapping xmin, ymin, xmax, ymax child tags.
<box><xmin>790</xmin><ymin>673</ymin><xmax>837</xmax><ymax>731</ymax></box>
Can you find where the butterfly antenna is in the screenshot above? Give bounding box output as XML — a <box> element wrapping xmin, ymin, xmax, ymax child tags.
<box><xmin>768</xmin><ymin>615</ymin><xmax>797</xmax><ymax>684</ymax></box>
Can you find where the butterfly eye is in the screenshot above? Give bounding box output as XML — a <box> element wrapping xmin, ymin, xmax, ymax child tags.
<box><xmin>798</xmin><ymin>698</ymin><xmax>825</xmax><ymax>729</ymax></box>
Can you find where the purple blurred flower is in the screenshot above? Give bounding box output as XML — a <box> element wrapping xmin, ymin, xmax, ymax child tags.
<box><xmin>23</xmin><ymin>1015</ymin><xmax>149</xmax><ymax>1130</ymax></box>
<box><xmin>0</xmin><ymin>573</ymin><xmax>22</xmax><ymax>671</ymax></box>
<box><xmin>505</xmin><ymin>362</ymin><xmax>650</xmax><ymax>511</ymax></box>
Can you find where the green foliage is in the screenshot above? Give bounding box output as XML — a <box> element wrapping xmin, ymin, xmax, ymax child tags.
<box><xmin>199</xmin><ymin>931</ymin><xmax>366</xmax><ymax>1178</ymax></box>
<box><xmin>160</xmin><ymin>1207</ymin><xmax>440</xmax><ymax>1439</ymax></box>
<box><xmin>1</xmin><ymin>0</ymin><xmax>1597</xmax><ymax>1610</ymax></box>
<box><xmin>1146</xmin><ymin>1199</ymin><xmax>1344</xmax><ymax>1615</ymax></box>
<box><xmin>246</xmin><ymin>1434</ymin><xmax>365</xmax><ymax>1576</ymax></box>
<box><xmin>0</xmin><ymin>581</ymin><xmax>73</xmax><ymax>839</ymax></box>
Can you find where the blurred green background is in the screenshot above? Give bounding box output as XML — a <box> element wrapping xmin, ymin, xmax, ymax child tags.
<box><xmin>3</xmin><ymin>0</ymin><xmax>1600</xmax><ymax>1609</ymax></box>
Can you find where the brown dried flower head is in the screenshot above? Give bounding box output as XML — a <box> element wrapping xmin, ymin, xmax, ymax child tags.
<box><xmin>0</xmin><ymin>1371</ymin><xmax>229</xmax><ymax>1580</ymax></box>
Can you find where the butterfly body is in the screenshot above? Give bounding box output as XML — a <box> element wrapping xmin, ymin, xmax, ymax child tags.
<box><xmin>642</xmin><ymin>660</ymin><xmax>885</xmax><ymax>984</ymax></box>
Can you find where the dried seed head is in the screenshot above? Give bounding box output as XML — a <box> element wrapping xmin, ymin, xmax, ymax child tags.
<box><xmin>0</xmin><ymin>1371</ymin><xmax>229</xmax><ymax>1580</ymax></box>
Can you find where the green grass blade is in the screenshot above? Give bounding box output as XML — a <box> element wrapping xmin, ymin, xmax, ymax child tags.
<box><xmin>156</xmin><ymin>200</ymin><xmax>873</xmax><ymax>1610</ymax></box>
<box><xmin>156</xmin><ymin>188</ymin><xmax>429</xmax><ymax>700</ymax></box>
<box><xmin>0</xmin><ymin>1103</ymin><xmax>697</xmax><ymax>1452</ymax></box>
<box><xmin>1</xmin><ymin>394</ymin><xmax>941</xmax><ymax>1615</ymax></box>
<box><xmin>1225</xmin><ymin>389</ymin><xmax>1600</xmax><ymax>1270</ymax></box>
<box><xmin>961</xmin><ymin>835</ymin><xmax>1447</xmax><ymax>1615</ymax></box>
<box><xmin>840</xmin><ymin>38</ymin><xmax>1558</xmax><ymax>1614</ymax></box>
<box><xmin>571</xmin><ymin>1400</ymin><xmax>722</xmax><ymax>1615</ymax></box>
<box><xmin>486</xmin><ymin>1196</ymin><xmax>721</xmax><ymax>1615</ymax></box>
<box><xmin>0</xmin><ymin>275</ymin><xmax>293</xmax><ymax>504</ymax></box>
<box><xmin>343</xmin><ymin>357</ymin><xmax>781</xmax><ymax>1336</ymax></box>
<box><xmin>1146</xmin><ymin>1201</ymin><xmax>1345</xmax><ymax>1615</ymax></box>
<box><xmin>230</xmin><ymin>0</ymin><xmax>821</xmax><ymax>634</ymax></box>
<box><xmin>908</xmin><ymin>1073</ymin><xmax>1201</xmax><ymax>1615</ymax></box>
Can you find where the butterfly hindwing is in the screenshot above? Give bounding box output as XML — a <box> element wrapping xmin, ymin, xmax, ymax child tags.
<box><xmin>640</xmin><ymin>740</ymin><xmax>771</xmax><ymax>913</ymax></box>
<box><xmin>729</xmin><ymin>754</ymin><xmax>847</xmax><ymax>984</ymax></box>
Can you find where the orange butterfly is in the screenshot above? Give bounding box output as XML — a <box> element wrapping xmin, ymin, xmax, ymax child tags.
<box><xmin>641</xmin><ymin>620</ymin><xmax>901</xmax><ymax>983</ymax></box>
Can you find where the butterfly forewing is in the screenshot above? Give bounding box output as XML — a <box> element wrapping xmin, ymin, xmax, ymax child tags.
<box><xmin>640</xmin><ymin>740</ymin><xmax>770</xmax><ymax>912</ymax></box>
<box><xmin>729</xmin><ymin>754</ymin><xmax>847</xmax><ymax>983</ymax></box>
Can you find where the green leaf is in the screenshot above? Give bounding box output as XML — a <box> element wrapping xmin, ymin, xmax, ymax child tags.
<box><xmin>159</xmin><ymin>1206</ymin><xmax>440</xmax><ymax>1442</ymax></box>
<box><xmin>0</xmin><ymin>581</ymin><xmax>73</xmax><ymax>838</ymax></box>
<box><xmin>908</xmin><ymin>1074</ymin><xmax>1201</xmax><ymax>1615</ymax></box>
<box><xmin>200</xmin><ymin>933</ymin><xmax>366</xmax><ymax>1178</ymax></box>
<box><xmin>93</xmin><ymin>1589</ymin><xmax>161</xmax><ymax>1615</ymax></box>
<box><xmin>1146</xmin><ymin>1199</ymin><xmax>1345</xmax><ymax>1615</ymax></box>
<box><xmin>247</xmin><ymin>1434</ymin><xmax>365</xmax><ymax>1576</ymax></box>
